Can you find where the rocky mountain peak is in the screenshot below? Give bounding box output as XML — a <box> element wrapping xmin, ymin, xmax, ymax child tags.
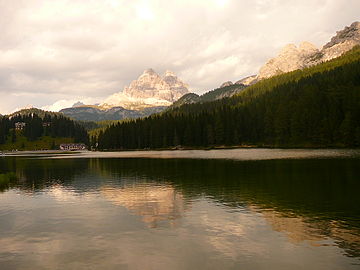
<box><xmin>102</xmin><ymin>69</ymin><xmax>190</xmax><ymax>110</ymax></box>
<box><xmin>323</xmin><ymin>21</ymin><xmax>360</xmax><ymax>49</ymax></box>
<box><xmin>258</xmin><ymin>42</ymin><xmax>320</xmax><ymax>79</ymax></box>
<box><xmin>299</xmin><ymin>41</ymin><xmax>318</xmax><ymax>53</ymax></box>
<box><xmin>164</xmin><ymin>70</ymin><xmax>176</xmax><ymax>77</ymax></box>
<box><xmin>143</xmin><ymin>68</ymin><xmax>157</xmax><ymax>75</ymax></box>
<box><xmin>72</xmin><ymin>101</ymin><xmax>85</xmax><ymax>108</ymax></box>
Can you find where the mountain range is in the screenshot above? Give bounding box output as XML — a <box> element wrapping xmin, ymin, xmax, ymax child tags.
<box><xmin>60</xmin><ymin>105</ymin><xmax>167</xmax><ymax>122</ymax></box>
<box><xmin>17</xmin><ymin>21</ymin><xmax>360</xmax><ymax>122</ymax></box>
<box><xmin>173</xmin><ymin>22</ymin><xmax>360</xmax><ymax>108</ymax></box>
<box><xmin>96</xmin><ymin>43</ymin><xmax>360</xmax><ymax>149</ymax></box>
<box><xmin>60</xmin><ymin>69</ymin><xmax>190</xmax><ymax>121</ymax></box>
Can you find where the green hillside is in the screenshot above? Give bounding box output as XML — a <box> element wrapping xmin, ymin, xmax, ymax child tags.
<box><xmin>171</xmin><ymin>84</ymin><xmax>246</xmax><ymax>108</ymax></box>
<box><xmin>0</xmin><ymin>132</ymin><xmax>74</xmax><ymax>151</ymax></box>
<box><xmin>0</xmin><ymin>109</ymin><xmax>89</xmax><ymax>151</ymax></box>
<box><xmin>96</xmin><ymin>46</ymin><xmax>360</xmax><ymax>150</ymax></box>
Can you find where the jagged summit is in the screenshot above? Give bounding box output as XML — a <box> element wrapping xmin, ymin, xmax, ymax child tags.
<box><xmin>102</xmin><ymin>69</ymin><xmax>190</xmax><ymax>110</ymax></box>
<box><xmin>143</xmin><ymin>68</ymin><xmax>157</xmax><ymax>75</ymax></box>
<box><xmin>323</xmin><ymin>21</ymin><xmax>360</xmax><ymax>49</ymax></box>
<box><xmin>164</xmin><ymin>70</ymin><xmax>176</xmax><ymax>77</ymax></box>
<box><xmin>72</xmin><ymin>101</ymin><xmax>85</xmax><ymax>108</ymax></box>
<box><xmin>258</xmin><ymin>42</ymin><xmax>319</xmax><ymax>79</ymax></box>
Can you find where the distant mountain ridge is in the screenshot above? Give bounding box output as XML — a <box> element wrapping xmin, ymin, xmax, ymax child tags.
<box><xmin>172</xmin><ymin>84</ymin><xmax>246</xmax><ymax>108</ymax></box>
<box><xmin>60</xmin><ymin>105</ymin><xmax>167</xmax><ymax>122</ymax></box>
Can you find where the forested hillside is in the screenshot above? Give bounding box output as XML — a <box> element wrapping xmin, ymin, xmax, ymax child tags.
<box><xmin>96</xmin><ymin>46</ymin><xmax>360</xmax><ymax>150</ymax></box>
<box><xmin>0</xmin><ymin>110</ymin><xmax>89</xmax><ymax>150</ymax></box>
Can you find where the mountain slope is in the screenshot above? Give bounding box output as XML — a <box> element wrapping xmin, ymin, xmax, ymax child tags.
<box><xmin>0</xmin><ymin>108</ymin><xmax>89</xmax><ymax>150</ymax></box>
<box><xmin>231</xmin><ymin>21</ymin><xmax>360</xmax><ymax>85</ymax></box>
<box><xmin>172</xmin><ymin>84</ymin><xmax>247</xmax><ymax>108</ymax></box>
<box><xmin>96</xmin><ymin>46</ymin><xmax>360</xmax><ymax>149</ymax></box>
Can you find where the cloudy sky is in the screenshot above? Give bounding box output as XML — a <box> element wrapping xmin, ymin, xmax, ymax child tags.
<box><xmin>0</xmin><ymin>0</ymin><xmax>359</xmax><ymax>114</ymax></box>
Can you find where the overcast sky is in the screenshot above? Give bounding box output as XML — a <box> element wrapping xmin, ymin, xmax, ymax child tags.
<box><xmin>0</xmin><ymin>0</ymin><xmax>359</xmax><ymax>114</ymax></box>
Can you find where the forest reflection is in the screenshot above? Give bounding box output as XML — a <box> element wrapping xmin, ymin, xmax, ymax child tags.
<box><xmin>1</xmin><ymin>156</ymin><xmax>359</xmax><ymax>259</ymax></box>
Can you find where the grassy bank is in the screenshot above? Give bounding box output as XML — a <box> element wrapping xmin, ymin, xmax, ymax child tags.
<box><xmin>0</xmin><ymin>132</ymin><xmax>74</xmax><ymax>151</ymax></box>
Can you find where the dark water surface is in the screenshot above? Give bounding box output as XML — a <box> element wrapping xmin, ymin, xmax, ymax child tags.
<box><xmin>0</xmin><ymin>150</ymin><xmax>359</xmax><ymax>269</ymax></box>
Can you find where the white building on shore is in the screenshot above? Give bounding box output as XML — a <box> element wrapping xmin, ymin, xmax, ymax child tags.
<box><xmin>59</xmin><ymin>143</ymin><xmax>87</xmax><ymax>151</ymax></box>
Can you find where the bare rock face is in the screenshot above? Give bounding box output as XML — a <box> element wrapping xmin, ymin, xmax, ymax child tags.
<box><xmin>235</xmin><ymin>75</ymin><xmax>257</xmax><ymax>86</ymax></box>
<box><xmin>258</xmin><ymin>42</ymin><xmax>319</xmax><ymax>79</ymax></box>
<box><xmin>323</xmin><ymin>22</ymin><xmax>360</xmax><ymax>49</ymax></box>
<box><xmin>256</xmin><ymin>22</ymin><xmax>360</xmax><ymax>80</ymax></box>
<box><xmin>72</xmin><ymin>101</ymin><xmax>85</xmax><ymax>108</ymax></box>
<box><xmin>102</xmin><ymin>69</ymin><xmax>190</xmax><ymax>110</ymax></box>
<box><xmin>220</xmin><ymin>81</ymin><xmax>233</xmax><ymax>88</ymax></box>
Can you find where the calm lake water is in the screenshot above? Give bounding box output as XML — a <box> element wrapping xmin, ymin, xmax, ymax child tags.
<box><xmin>0</xmin><ymin>149</ymin><xmax>360</xmax><ymax>269</ymax></box>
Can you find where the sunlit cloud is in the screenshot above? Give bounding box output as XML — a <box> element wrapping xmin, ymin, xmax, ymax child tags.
<box><xmin>136</xmin><ymin>3</ymin><xmax>155</xmax><ymax>21</ymax></box>
<box><xmin>214</xmin><ymin>0</ymin><xmax>229</xmax><ymax>8</ymax></box>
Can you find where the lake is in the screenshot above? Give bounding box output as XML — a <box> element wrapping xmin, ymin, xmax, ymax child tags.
<box><xmin>0</xmin><ymin>149</ymin><xmax>360</xmax><ymax>269</ymax></box>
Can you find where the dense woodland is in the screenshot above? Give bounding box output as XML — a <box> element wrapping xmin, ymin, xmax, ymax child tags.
<box><xmin>96</xmin><ymin>46</ymin><xmax>360</xmax><ymax>149</ymax></box>
<box><xmin>0</xmin><ymin>112</ymin><xmax>89</xmax><ymax>147</ymax></box>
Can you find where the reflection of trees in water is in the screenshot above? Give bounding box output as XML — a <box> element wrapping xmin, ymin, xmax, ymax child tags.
<box><xmin>1</xmin><ymin>156</ymin><xmax>360</xmax><ymax>258</ymax></box>
<box><xmin>0</xmin><ymin>157</ymin><xmax>89</xmax><ymax>192</ymax></box>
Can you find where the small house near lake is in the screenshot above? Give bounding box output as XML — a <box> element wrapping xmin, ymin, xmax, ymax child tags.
<box><xmin>59</xmin><ymin>143</ymin><xmax>87</xmax><ymax>151</ymax></box>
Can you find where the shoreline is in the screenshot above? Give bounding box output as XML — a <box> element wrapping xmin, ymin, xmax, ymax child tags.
<box><xmin>1</xmin><ymin>148</ymin><xmax>360</xmax><ymax>161</ymax></box>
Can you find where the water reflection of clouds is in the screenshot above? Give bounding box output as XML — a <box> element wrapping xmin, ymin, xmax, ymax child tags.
<box><xmin>189</xmin><ymin>200</ymin><xmax>267</xmax><ymax>260</ymax></box>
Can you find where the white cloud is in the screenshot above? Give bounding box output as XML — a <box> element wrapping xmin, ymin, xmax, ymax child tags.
<box><xmin>0</xmin><ymin>0</ymin><xmax>359</xmax><ymax>113</ymax></box>
<box><xmin>41</xmin><ymin>97</ymin><xmax>100</xmax><ymax>112</ymax></box>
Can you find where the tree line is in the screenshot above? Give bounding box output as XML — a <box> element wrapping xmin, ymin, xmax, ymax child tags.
<box><xmin>0</xmin><ymin>112</ymin><xmax>89</xmax><ymax>146</ymax></box>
